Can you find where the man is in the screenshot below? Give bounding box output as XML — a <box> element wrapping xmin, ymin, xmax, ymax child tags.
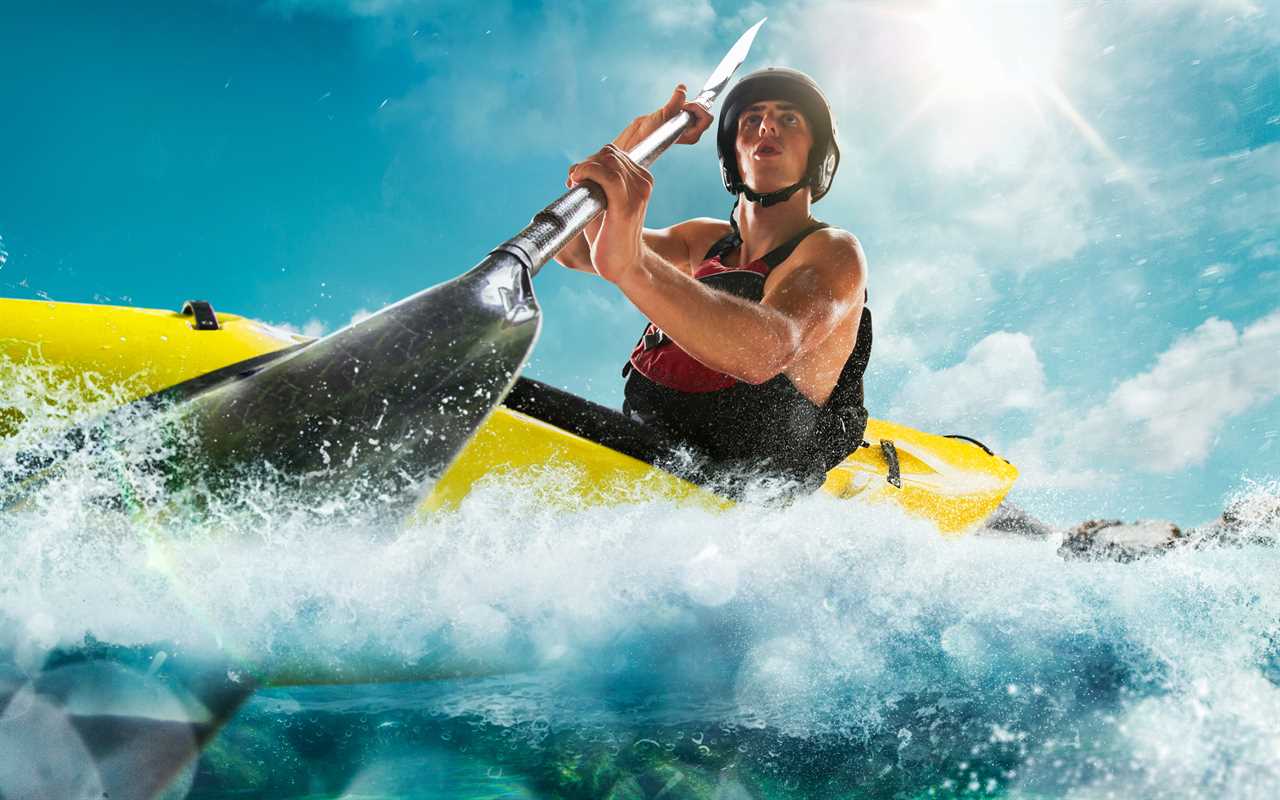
<box><xmin>555</xmin><ymin>68</ymin><xmax>872</xmax><ymax>491</ymax></box>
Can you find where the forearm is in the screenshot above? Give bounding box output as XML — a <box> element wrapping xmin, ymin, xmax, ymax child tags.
<box><xmin>553</xmin><ymin>231</ymin><xmax>594</xmax><ymax>272</ymax></box>
<box><xmin>618</xmin><ymin>248</ymin><xmax>801</xmax><ymax>384</ymax></box>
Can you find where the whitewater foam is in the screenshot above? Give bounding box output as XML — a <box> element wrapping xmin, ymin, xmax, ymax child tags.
<box><xmin>3</xmin><ymin>361</ymin><xmax>1280</xmax><ymax>797</ymax></box>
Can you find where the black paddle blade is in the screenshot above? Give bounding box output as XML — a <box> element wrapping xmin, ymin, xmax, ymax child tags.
<box><xmin>183</xmin><ymin>251</ymin><xmax>540</xmax><ymax>518</ymax></box>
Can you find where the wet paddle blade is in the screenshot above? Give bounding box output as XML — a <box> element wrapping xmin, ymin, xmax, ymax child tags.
<box><xmin>696</xmin><ymin>17</ymin><xmax>766</xmax><ymax>102</ymax></box>
<box><xmin>184</xmin><ymin>251</ymin><xmax>539</xmax><ymax>519</ymax></box>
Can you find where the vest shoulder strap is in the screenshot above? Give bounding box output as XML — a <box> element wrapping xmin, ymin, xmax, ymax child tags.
<box><xmin>701</xmin><ymin>221</ymin><xmax>831</xmax><ymax>271</ymax></box>
<box><xmin>762</xmin><ymin>222</ymin><xmax>829</xmax><ymax>269</ymax></box>
<box><xmin>702</xmin><ymin>231</ymin><xmax>742</xmax><ymax>262</ymax></box>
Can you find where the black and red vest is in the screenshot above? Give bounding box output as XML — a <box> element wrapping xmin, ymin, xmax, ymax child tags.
<box><xmin>622</xmin><ymin>222</ymin><xmax>873</xmax><ymax>489</ymax></box>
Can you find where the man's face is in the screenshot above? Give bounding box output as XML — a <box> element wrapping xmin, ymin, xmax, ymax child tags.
<box><xmin>734</xmin><ymin>100</ymin><xmax>814</xmax><ymax>195</ymax></box>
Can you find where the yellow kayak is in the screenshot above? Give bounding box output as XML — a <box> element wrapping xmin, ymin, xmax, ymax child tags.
<box><xmin>0</xmin><ymin>297</ymin><xmax>1017</xmax><ymax>533</ymax></box>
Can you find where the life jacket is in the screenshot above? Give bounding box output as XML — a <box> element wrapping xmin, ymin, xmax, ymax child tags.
<box><xmin>622</xmin><ymin>222</ymin><xmax>873</xmax><ymax>490</ymax></box>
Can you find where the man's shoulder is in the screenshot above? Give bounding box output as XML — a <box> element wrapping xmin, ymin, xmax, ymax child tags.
<box><xmin>767</xmin><ymin>225</ymin><xmax>867</xmax><ymax>300</ymax></box>
<box><xmin>794</xmin><ymin>226</ymin><xmax>866</xmax><ymax>274</ymax></box>
<box><xmin>672</xmin><ymin>217</ymin><xmax>734</xmax><ymax>236</ymax></box>
<box><xmin>808</xmin><ymin>225</ymin><xmax>862</xmax><ymax>255</ymax></box>
<box><xmin>675</xmin><ymin>216</ymin><xmax>735</xmax><ymax>245</ymax></box>
<box><xmin>664</xmin><ymin>218</ymin><xmax>735</xmax><ymax>266</ymax></box>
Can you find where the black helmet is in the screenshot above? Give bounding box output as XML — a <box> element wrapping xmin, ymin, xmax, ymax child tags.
<box><xmin>716</xmin><ymin>67</ymin><xmax>840</xmax><ymax>205</ymax></box>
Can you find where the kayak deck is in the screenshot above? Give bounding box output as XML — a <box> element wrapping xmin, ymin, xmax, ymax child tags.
<box><xmin>1</xmin><ymin>297</ymin><xmax>1017</xmax><ymax>533</ymax></box>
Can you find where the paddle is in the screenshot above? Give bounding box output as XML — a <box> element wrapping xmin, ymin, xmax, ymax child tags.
<box><xmin>0</xmin><ymin>23</ymin><xmax>767</xmax><ymax>800</ymax></box>
<box><xmin>182</xmin><ymin>20</ymin><xmax>767</xmax><ymax>522</ymax></box>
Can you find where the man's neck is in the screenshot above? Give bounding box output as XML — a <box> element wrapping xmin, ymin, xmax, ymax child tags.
<box><xmin>732</xmin><ymin>189</ymin><xmax>816</xmax><ymax>266</ymax></box>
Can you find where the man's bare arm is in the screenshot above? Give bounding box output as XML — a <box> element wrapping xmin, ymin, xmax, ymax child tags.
<box><xmin>555</xmin><ymin>219</ymin><xmax>714</xmax><ymax>276</ymax></box>
<box><xmin>616</xmin><ymin>230</ymin><xmax>866</xmax><ymax>384</ymax></box>
<box><xmin>553</xmin><ymin>83</ymin><xmax>713</xmax><ymax>275</ymax></box>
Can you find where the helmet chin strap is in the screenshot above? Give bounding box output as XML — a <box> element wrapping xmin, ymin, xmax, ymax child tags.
<box><xmin>728</xmin><ymin>179</ymin><xmax>810</xmax><ymax>238</ymax></box>
<box><xmin>732</xmin><ymin>179</ymin><xmax>809</xmax><ymax>208</ymax></box>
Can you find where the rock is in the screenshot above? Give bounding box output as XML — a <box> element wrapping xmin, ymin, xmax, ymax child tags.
<box><xmin>1053</xmin><ymin>487</ymin><xmax>1277</xmax><ymax>562</ymax></box>
<box><xmin>978</xmin><ymin>501</ymin><xmax>1053</xmax><ymax>538</ymax></box>
<box><xmin>1057</xmin><ymin>519</ymin><xmax>1184</xmax><ymax>562</ymax></box>
<box><xmin>1190</xmin><ymin>488</ymin><xmax>1280</xmax><ymax>548</ymax></box>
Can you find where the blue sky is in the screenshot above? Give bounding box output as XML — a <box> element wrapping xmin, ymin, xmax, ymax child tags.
<box><xmin>2</xmin><ymin>0</ymin><xmax>1277</xmax><ymax>525</ymax></box>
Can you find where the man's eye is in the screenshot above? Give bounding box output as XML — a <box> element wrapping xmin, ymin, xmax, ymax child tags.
<box><xmin>783</xmin><ymin>114</ymin><xmax>799</xmax><ymax>125</ymax></box>
<box><xmin>744</xmin><ymin>114</ymin><xmax>762</xmax><ymax>126</ymax></box>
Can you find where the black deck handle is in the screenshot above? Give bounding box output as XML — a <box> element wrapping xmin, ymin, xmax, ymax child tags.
<box><xmin>181</xmin><ymin>300</ymin><xmax>220</xmax><ymax>331</ymax></box>
<box><xmin>880</xmin><ymin>439</ymin><xmax>902</xmax><ymax>488</ymax></box>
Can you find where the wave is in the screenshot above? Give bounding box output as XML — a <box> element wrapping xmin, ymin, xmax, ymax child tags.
<box><xmin>2</xmin><ymin>360</ymin><xmax>1279</xmax><ymax>797</ymax></box>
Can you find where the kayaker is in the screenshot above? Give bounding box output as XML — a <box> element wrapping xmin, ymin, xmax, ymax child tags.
<box><xmin>555</xmin><ymin>68</ymin><xmax>872</xmax><ymax>491</ymax></box>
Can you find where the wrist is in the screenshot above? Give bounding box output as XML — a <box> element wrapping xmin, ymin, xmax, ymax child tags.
<box><xmin>615</xmin><ymin>243</ymin><xmax>656</xmax><ymax>294</ymax></box>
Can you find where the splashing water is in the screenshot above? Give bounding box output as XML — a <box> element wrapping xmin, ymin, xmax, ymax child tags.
<box><xmin>2</xmin><ymin>361</ymin><xmax>1279</xmax><ymax>798</ymax></box>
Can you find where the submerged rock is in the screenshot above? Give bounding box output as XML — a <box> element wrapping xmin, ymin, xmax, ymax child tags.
<box><xmin>978</xmin><ymin>501</ymin><xmax>1054</xmax><ymax>538</ymax></box>
<box><xmin>1191</xmin><ymin>490</ymin><xmax>1280</xmax><ymax>548</ymax></box>
<box><xmin>1044</xmin><ymin>488</ymin><xmax>1277</xmax><ymax>563</ymax></box>
<box><xmin>1057</xmin><ymin>519</ymin><xmax>1184</xmax><ymax>562</ymax></box>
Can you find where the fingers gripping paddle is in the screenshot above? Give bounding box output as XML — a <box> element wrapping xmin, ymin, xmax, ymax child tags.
<box><xmin>492</xmin><ymin>17</ymin><xmax>766</xmax><ymax>276</ymax></box>
<box><xmin>184</xmin><ymin>20</ymin><xmax>766</xmax><ymax>521</ymax></box>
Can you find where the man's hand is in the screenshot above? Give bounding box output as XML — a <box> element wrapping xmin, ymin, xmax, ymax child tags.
<box><xmin>612</xmin><ymin>83</ymin><xmax>714</xmax><ymax>150</ymax></box>
<box><xmin>567</xmin><ymin>143</ymin><xmax>652</xmax><ymax>285</ymax></box>
<box><xmin>564</xmin><ymin>85</ymin><xmax>713</xmax><ymax>284</ymax></box>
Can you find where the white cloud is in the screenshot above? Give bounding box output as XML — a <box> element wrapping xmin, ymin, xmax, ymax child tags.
<box><xmin>1122</xmin><ymin>0</ymin><xmax>1279</xmax><ymax>53</ymax></box>
<box><xmin>870</xmin><ymin>252</ymin><xmax>996</xmax><ymax>364</ymax></box>
<box><xmin>640</xmin><ymin>0</ymin><xmax>715</xmax><ymax>32</ymax></box>
<box><xmin>265</xmin><ymin>306</ymin><xmax>386</xmax><ymax>340</ymax></box>
<box><xmin>963</xmin><ymin>162</ymin><xmax>1092</xmax><ymax>266</ymax></box>
<box><xmin>721</xmin><ymin>2</ymin><xmax>770</xmax><ymax>36</ymax></box>
<box><xmin>1250</xmin><ymin>242</ymin><xmax>1279</xmax><ymax>260</ymax></box>
<box><xmin>892</xmin><ymin>331</ymin><xmax>1048</xmax><ymax>429</ymax></box>
<box><xmin>369</xmin><ymin>6</ymin><xmax>722</xmax><ymax>163</ymax></box>
<box><xmin>269</xmin><ymin>317</ymin><xmax>329</xmax><ymax>338</ymax></box>
<box><xmin>1003</xmin><ymin>437</ymin><xmax>1110</xmax><ymax>490</ymax></box>
<box><xmin>1064</xmin><ymin>309</ymin><xmax>1280</xmax><ymax>472</ymax></box>
<box><xmin>888</xmin><ymin>309</ymin><xmax>1280</xmax><ymax>489</ymax></box>
<box><xmin>1148</xmin><ymin>143</ymin><xmax>1280</xmax><ymax>240</ymax></box>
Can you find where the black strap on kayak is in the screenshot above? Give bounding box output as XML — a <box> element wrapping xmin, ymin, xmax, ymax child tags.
<box><xmin>880</xmin><ymin>439</ymin><xmax>901</xmax><ymax>488</ymax></box>
<box><xmin>945</xmin><ymin>433</ymin><xmax>1012</xmax><ymax>465</ymax></box>
<box><xmin>182</xmin><ymin>300</ymin><xmax>220</xmax><ymax>331</ymax></box>
<box><xmin>944</xmin><ymin>434</ymin><xmax>993</xmax><ymax>456</ymax></box>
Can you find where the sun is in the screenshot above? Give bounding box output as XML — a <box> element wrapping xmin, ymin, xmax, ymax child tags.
<box><xmin>918</xmin><ymin>1</ymin><xmax>1063</xmax><ymax>99</ymax></box>
<box><xmin>851</xmin><ymin>0</ymin><xmax>1144</xmax><ymax>197</ymax></box>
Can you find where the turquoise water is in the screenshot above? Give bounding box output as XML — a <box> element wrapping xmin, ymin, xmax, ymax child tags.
<box><xmin>2</xmin><ymin>365</ymin><xmax>1279</xmax><ymax>798</ymax></box>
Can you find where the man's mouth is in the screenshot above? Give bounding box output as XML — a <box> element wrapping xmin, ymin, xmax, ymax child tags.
<box><xmin>755</xmin><ymin>144</ymin><xmax>782</xmax><ymax>157</ymax></box>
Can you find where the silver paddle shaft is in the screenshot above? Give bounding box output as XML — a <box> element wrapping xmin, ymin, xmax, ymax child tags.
<box><xmin>492</xmin><ymin>95</ymin><xmax>712</xmax><ymax>277</ymax></box>
<box><xmin>492</xmin><ymin>18</ymin><xmax>765</xmax><ymax>275</ymax></box>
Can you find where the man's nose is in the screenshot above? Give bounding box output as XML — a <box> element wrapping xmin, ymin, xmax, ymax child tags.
<box><xmin>757</xmin><ymin>114</ymin><xmax>779</xmax><ymax>137</ymax></box>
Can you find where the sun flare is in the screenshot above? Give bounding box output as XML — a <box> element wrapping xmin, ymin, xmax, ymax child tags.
<box><xmin>865</xmin><ymin>0</ymin><xmax>1142</xmax><ymax>194</ymax></box>
<box><xmin>919</xmin><ymin>1</ymin><xmax>1062</xmax><ymax>99</ymax></box>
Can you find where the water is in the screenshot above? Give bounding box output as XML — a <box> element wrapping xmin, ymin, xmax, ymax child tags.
<box><xmin>2</xmin><ymin>361</ymin><xmax>1279</xmax><ymax>799</ymax></box>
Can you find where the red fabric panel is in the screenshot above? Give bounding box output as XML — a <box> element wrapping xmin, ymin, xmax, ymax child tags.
<box><xmin>626</xmin><ymin>255</ymin><xmax>770</xmax><ymax>393</ymax></box>
<box><xmin>628</xmin><ymin>330</ymin><xmax>738</xmax><ymax>392</ymax></box>
<box><xmin>692</xmin><ymin>255</ymin><xmax>770</xmax><ymax>280</ymax></box>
